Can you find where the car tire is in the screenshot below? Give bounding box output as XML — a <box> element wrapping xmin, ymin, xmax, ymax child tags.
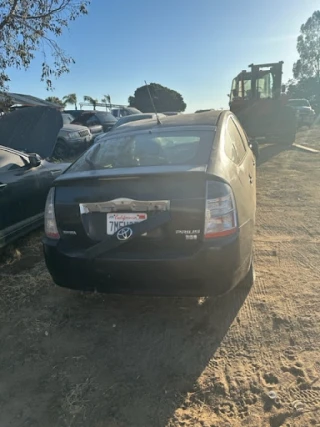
<box><xmin>54</xmin><ymin>139</ymin><xmax>69</xmax><ymax>159</ymax></box>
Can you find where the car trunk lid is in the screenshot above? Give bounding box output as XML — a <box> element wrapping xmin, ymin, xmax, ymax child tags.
<box><xmin>54</xmin><ymin>166</ymin><xmax>208</xmax><ymax>254</ymax></box>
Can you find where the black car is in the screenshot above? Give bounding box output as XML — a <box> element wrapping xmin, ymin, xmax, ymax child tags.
<box><xmin>110</xmin><ymin>107</ymin><xmax>142</xmax><ymax>118</ymax></box>
<box><xmin>0</xmin><ymin>107</ymin><xmax>69</xmax><ymax>248</ymax></box>
<box><xmin>69</xmin><ymin>111</ymin><xmax>117</xmax><ymax>139</ymax></box>
<box><xmin>43</xmin><ymin>111</ymin><xmax>256</xmax><ymax>296</ymax></box>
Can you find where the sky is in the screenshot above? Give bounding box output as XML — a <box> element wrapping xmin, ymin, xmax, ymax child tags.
<box><xmin>7</xmin><ymin>0</ymin><xmax>320</xmax><ymax>112</ymax></box>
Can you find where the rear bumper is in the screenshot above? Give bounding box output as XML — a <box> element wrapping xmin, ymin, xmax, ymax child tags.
<box><xmin>43</xmin><ymin>233</ymin><xmax>251</xmax><ymax>296</ymax></box>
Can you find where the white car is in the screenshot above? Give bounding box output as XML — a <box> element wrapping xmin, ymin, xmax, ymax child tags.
<box><xmin>55</xmin><ymin>113</ymin><xmax>92</xmax><ymax>158</ymax></box>
<box><xmin>287</xmin><ymin>99</ymin><xmax>316</xmax><ymax>127</ymax></box>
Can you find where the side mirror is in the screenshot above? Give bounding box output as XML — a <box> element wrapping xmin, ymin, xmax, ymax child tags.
<box><xmin>249</xmin><ymin>140</ymin><xmax>259</xmax><ymax>161</ymax></box>
<box><xmin>28</xmin><ymin>153</ymin><xmax>41</xmax><ymax>168</ymax></box>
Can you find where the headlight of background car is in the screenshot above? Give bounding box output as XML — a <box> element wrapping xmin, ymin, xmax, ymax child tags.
<box><xmin>67</xmin><ymin>131</ymin><xmax>81</xmax><ymax>139</ymax></box>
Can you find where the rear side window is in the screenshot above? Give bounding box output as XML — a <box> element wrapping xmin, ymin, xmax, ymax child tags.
<box><xmin>225</xmin><ymin>118</ymin><xmax>247</xmax><ymax>164</ymax></box>
<box><xmin>96</xmin><ymin>112</ymin><xmax>117</xmax><ymax>123</ymax></box>
<box><xmin>67</xmin><ymin>129</ymin><xmax>215</xmax><ymax>172</ymax></box>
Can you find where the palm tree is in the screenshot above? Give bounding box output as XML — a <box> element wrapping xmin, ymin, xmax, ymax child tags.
<box><xmin>101</xmin><ymin>94</ymin><xmax>111</xmax><ymax>104</ymax></box>
<box><xmin>63</xmin><ymin>93</ymin><xmax>77</xmax><ymax>110</ymax></box>
<box><xmin>84</xmin><ymin>95</ymin><xmax>98</xmax><ymax>110</ymax></box>
<box><xmin>45</xmin><ymin>96</ymin><xmax>64</xmax><ymax>107</ymax></box>
<box><xmin>101</xmin><ymin>94</ymin><xmax>111</xmax><ymax>111</ymax></box>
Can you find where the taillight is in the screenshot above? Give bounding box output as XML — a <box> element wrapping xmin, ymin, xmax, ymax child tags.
<box><xmin>204</xmin><ymin>181</ymin><xmax>238</xmax><ymax>239</ymax></box>
<box><xmin>44</xmin><ymin>188</ymin><xmax>60</xmax><ymax>240</ymax></box>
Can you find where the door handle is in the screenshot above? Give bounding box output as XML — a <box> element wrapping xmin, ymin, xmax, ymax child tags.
<box><xmin>0</xmin><ymin>183</ymin><xmax>7</xmax><ymax>190</ymax></box>
<box><xmin>249</xmin><ymin>174</ymin><xmax>253</xmax><ymax>184</ymax></box>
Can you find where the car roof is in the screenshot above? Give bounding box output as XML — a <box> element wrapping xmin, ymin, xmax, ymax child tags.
<box><xmin>111</xmin><ymin>111</ymin><xmax>223</xmax><ymax>134</ymax></box>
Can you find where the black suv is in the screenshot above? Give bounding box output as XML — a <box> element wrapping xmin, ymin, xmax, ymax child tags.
<box><xmin>66</xmin><ymin>111</ymin><xmax>117</xmax><ymax>139</ymax></box>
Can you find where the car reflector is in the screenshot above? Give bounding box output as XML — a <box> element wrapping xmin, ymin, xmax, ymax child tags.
<box><xmin>44</xmin><ymin>188</ymin><xmax>60</xmax><ymax>240</ymax></box>
<box><xmin>204</xmin><ymin>181</ymin><xmax>238</xmax><ymax>239</ymax></box>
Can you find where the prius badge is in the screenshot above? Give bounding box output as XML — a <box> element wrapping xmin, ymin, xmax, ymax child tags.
<box><xmin>116</xmin><ymin>227</ymin><xmax>133</xmax><ymax>241</ymax></box>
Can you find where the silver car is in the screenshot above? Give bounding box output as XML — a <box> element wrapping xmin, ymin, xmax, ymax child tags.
<box><xmin>287</xmin><ymin>99</ymin><xmax>316</xmax><ymax>127</ymax></box>
<box><xmin>55</xmin><ymin>113</ymin><xmax>93</xmax><ymax>158</ymax></box>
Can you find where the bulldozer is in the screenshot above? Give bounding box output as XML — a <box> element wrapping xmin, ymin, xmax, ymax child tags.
<box><xmin>229</xmin><ymin>61</ymin><xmax>296</xmax><ymax>144</ymax></box>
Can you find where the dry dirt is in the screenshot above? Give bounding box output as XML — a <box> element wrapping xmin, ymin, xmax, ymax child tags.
<box><xmin>0</xmin><ymin>128</ymin><xmax>319</xmax><ymax>427</ymax></box>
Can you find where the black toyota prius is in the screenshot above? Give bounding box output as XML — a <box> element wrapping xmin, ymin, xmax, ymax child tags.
<box><xmin>43</xmin><ymin>111</ymin><xmax>256</xmax><ymax>296</ymax></box>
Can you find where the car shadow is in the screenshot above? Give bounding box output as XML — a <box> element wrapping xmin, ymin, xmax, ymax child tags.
<box><xmin>257</xmin><ymin>143</ymin><xmax>291</xmax><ymax>167</ymax></box>
<box><xmin>34</xmin><ymin>282</ymin><xmax>251</xmax><ymax>427</ymax></box>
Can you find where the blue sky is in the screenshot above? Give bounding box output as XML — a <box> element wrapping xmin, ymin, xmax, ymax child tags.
<box><xmin>7</xmin><ymin>0</ymin><xmax>320</xmax><ymax>112</ymax></box>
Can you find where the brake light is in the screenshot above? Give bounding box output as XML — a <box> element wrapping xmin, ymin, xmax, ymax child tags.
<box><xmin>44</xmin><ymin>188</ymin><xmax>60</xmax><ymax>240</ymax></box>
<box><xmin>204</xmin><ymin>181</ymin><xmax>238</xmax><ymax>239</ymax></box>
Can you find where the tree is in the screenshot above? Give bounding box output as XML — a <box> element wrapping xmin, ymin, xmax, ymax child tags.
<box><xmin>0</xmin><ymin>0</ymin><xmax>90</xmax><ymax>90</ymax></box>
<box><xmin>128</xmin><ymin>83</ymin><xmax>187</xmax><ymax>113</ymax></box>
<box><xmin>293</xmin><ymin>11</ymin><xmax>320</xmax><ymax>80</ymax></box>
<box><xmin>83</xmin><ymin>95</ymin><xmax>98</xmax><ymax>110</ymax></box>
<box><xmin>101</xmin><ymin>94</ymin><xmax>111</xmax><ymax>104</ymax></box>
<box><xmin>45</xmin><ymin>96</ymin><xmax>64</xmax><ymax>107</ymax></box>
<box><xmin>63</xmin><ymin>93</ymin><xmax>77</xmax><ymax>109</ymax></box>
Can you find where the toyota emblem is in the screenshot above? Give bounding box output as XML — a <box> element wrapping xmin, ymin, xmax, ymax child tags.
<box><xmin>116</xmin><ymin>227</ymin><xmax>133</xmax><ymax>241</ymax></box>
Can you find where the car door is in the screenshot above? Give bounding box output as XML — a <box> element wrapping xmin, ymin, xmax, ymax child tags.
<box><xmin>224</xmin><ymin>116</ymin><xmax>256</xmax><ymax>249</ymax></box>
<box><xmin>231</xmin><ymin>115</ymin><xmax>256</xmax><ymax>212</ymax></box>
<box><xmin>0</xmin><ymin>148</ymin><xmax>42</xmax><ymax>235</ymax></box>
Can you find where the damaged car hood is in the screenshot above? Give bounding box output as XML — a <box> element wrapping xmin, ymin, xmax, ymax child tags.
<box><xmin>0</xmin><ymin>106</ymin><xmax>63</xmax><ymax>158</ymax></box>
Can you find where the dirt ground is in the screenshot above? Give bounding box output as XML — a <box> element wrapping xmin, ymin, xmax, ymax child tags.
<box><xmin>0</xmin><ymin>128</ymin><xmax>319</xmax><ymax>427</ymax></box>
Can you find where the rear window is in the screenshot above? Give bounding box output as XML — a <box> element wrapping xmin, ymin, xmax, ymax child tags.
<box><xmin>67</xmin><ymin>129</ymin><xmax>215</xmax><ymax>172</ymax></box>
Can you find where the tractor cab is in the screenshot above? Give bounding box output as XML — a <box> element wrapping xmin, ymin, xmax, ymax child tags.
<box><xmin>229</xmin><ymin>62</ymin><xmax>295</xmax><ymax>143</ymax></box>
<box><xmin>230</xmin><ymin>62</ymin><xmax>284</xmax><ymax>106</ymax></box>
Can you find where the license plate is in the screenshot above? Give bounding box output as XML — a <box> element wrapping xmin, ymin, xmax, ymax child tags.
<box><xmin>106</xmin><ymin>213</ymin><xmax>147</xmax><ymax>235</ymax></box>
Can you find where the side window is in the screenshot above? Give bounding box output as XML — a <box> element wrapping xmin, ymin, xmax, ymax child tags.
<box><xmin>86</xmin><ymin>115</ymin><xmax>100</xmax><ymax>126</ymax></box>
<box><xmin>225</xmin><ymin>118</ymin><xmax>247</xmax><ymax>164</ymax></box>
<box><xmin>0</xmin><ymin>150</ymin><xmax>25</xmax><ymax>172</ymax></box>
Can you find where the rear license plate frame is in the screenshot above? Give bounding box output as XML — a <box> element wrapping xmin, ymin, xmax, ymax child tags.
<box><xmin>106</xmin><ymin>212</ymin><xmax>147</xmax><ymax>235</ymax></box>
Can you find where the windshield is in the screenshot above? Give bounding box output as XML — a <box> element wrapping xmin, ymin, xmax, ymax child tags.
<box><xmin>287</xmin><ymin>99</ymin><xmax>310</xmax><ymax>107</ymax></box>
<box><xmin>66</xmin><ymin>129</ymin><xmax>215</xmax><ymax>172</ymax></box>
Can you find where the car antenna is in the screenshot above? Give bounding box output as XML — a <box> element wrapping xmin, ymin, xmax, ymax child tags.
<box><xmin>144</xmin><ymin>80</ymin><xmax>161</xmax><ymax>124</ymax></box>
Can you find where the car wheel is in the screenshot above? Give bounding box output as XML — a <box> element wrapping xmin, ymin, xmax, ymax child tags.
<box><xmin>54</xmin><ymin>139</ymin><xmax>69</xmax><ymax>159</ymax></box>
